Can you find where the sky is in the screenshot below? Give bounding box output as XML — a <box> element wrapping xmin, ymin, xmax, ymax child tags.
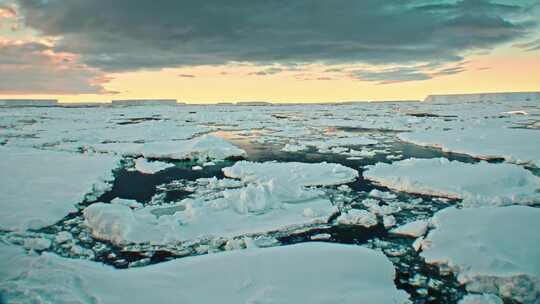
<box><xmin>0</xmin><ymin>0</ymin><xmax>539</xmax><ymax>103</ymax></box>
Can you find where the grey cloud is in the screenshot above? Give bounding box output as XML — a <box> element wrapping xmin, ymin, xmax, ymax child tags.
<box><xmin>249</xmin><ymin>67</ymin><xmax>284</xmax><ymax>76</ymax></box>
<box><xmin>513</xmin><ymin>38</ymin><xmax>540</xmax><ymax>51</ymax></box>
<box><xmin>351</xmin><ymin>64</ymin><xmax>466</xmax><ymax>84</ymax></box>
<box><xmin>352</xmin><ymin>68</ymin><xmax>433</xmax><ymax>84</ymax></box>
<box><xmin>15</xmin><ymin>0</ymin><xmax>537</xmax><ymax>72</ymax></box>
<box><xmin>0</xmin><ymin>42</ymin><xmax>110</xmax><ymax>94</ymax></box>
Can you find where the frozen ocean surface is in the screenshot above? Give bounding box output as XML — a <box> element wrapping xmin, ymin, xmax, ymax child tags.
<box><xmin>0</xmin><ymin>98</ymin><xmax>539</xmax><ymax>303</ymax></box>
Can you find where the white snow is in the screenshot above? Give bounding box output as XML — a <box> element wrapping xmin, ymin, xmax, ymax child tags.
<box><xmin>223</xmin><ymin>160</ymin><xmax>359</xmax><ymax>187</ymax></box>
<box><xmin>134</xmin><ymin>158</ymin><xmax>174</xmax><ymax>174</ymax></box>
<box><xmin>141</xmin><ymin>134</ymin><xmax>246</xmax><ymax>161</ymax></box>
<box><xmin>390</xmin><ymin>220</ymin><xmax>429</xmax><ymax>237</ymax></box>
<box><xmin>364</xmin><ymin>158</ymin><xmax>540</xmax><ymax>207</ymax></box>
<box><xmin>0</xmin><ymin>147</ymin><xmax>119</xmax><ymax>231</ymax></box>
<box><xmin>421</xmin><ymin>206</ymin><xmax>540</xmax><ymax>303</ymax></box>
<box><xmin>22</xmin><ymin>238</ymin><xmax>51</xmax><ymax>251</ymax></box>
<box><xmin>336</xmin><ymin>209</ymin><xmax>378</xmax><ymax>227</ymax></box>
<box><xmin>399</xmin><ymin>127</ymin><xmax>540</xmax><ymax>167</ymax></box>
<box><xmin>0</xmin><ymin>242</ymin><xmax>410</xmax><ymax>304</ymax></box>
<box><xmin>458</xmin><ymin>294</ymin><xmax>503</xmax><ymax>304</ymax></box>
<box><xmin>282</xmin><ymin>143</ymin><xmax>309</xmax><ymax>152</ymax></box>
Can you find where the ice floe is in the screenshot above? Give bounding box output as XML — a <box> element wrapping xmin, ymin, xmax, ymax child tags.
<box><xmin>337</xmin><ymin>209</ymin><xmax>378</xmax><ymax>227</ymax></box>
<box><xmin>0</xmin><ymin>242</ymin><xmax>410</xmax><ymax>304</ymax></box>
<box><xmin>400</xmin><ymin>126</ymin><xmax>540</xmax><ymax>167</ymax></box>
<box><xmin>84</xmin><ymin>161</ymin><xmax>358</xmax><ymax>245</ymax></box>
<box><xmin>458</xmin><ymin>294</ymin><xmax>503</xmax><ymax>304</ymax></box>
<box><xmin>141</xmin><ymin>134</ymin><xmax>246</xmax><ymax>161</ymax></box>
<box><xmin>0</xmin><ymin>147</ymin><xmax>119</xmax><ymax>231</ymax></box>
<box><xmin>133</xmin><ymin>158</ymin><xmax>174</xmax><ymax>174</ymax></box>
<box><xmin>88</xmin><ymin>135</ymin><xmax>246</xmax><ymax>161</ymax></box>
<box><xmin>420</xmin><ymin>206</ymin><xmax>540</xmax><ymax>303</ymax></box>
<box><xmin>390</xmin><ymin>220</ymin><xmax>429</xmax><ymax>237</ymax></box>
<box><xmin>364</xmin><ymin>158</ymin><xmax>540</xmax><ymax>207</ymax></box>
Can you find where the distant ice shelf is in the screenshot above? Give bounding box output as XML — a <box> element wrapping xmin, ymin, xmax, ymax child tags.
<box><xmin>424</xmin><ymin>92</ymin><xmax>540</xmax><ymax>103</ymax></box>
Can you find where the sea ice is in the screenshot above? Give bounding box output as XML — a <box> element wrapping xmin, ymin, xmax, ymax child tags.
<box><xmin>141</xmin><ymin>135</ymin><xmax>246</xmax><ymax>161</ymax></box>
<box><xmin>390</xmin><ymin>220</ymin><xmax>429</xmax><ymax>237</ymax></box>
<box><xmin>399</xmin><ymin>126</ymin><xmax>540</xmax><ymax>167</ymax></box>
<box><xmin>364</xmin><ymin>158</ymin><xmax>540</xmax><ymax>207</ymax></box>
<box><xmin>84</xmin><ymin>161</ymin><xmax>358</xmax><ymax>245</ymax></box>
<box><xmin>421</xmin><ymin>206</ymin><xmax>540</xmax><ymax>303</ymax></box>
<box><xmin>336</xmin><ymin>209</ymin><xmax>378</xmax><ymax>227</ymax></box>
<box><xmin>134</xmin><ymin>158</ymin><xmax>174</xmax><ymax>174</ymax></box>
<box><xmin>0</xmin><ymin>147</ymin><xmax>118</xmax><ymax>231</ymax></box>
<box><xmin>0</xmin><ymin>242</ymin><xmax>411</xmax><ymax>304</ymax></box>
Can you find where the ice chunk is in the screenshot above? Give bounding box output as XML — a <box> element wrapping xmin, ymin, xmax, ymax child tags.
<box><xmin>390</xmin><ymin>220</ymin><xmax>429</xmax><ymax>237</ymax></box>
<box><xmin>282</xmin><ymin>143</ymin><xmax>309</xmax><ymax>152</ymax></box>
<box><xmin>337</xmin><ymin>209</ymin><xmax>378</xmax><ymax>227</ymax></box>
<box><xmin>223</xmin><ymin>161</ymin><xmax>359</xmax><ymax>187</ymax></box>
<box><xmin>364</xmin><ymin>158</ymin><xmax>540</xmax><ymax>207</ymax></box>
<box><xmin>142</xmin><ymin>135</ymin><xmax>246</xmax><ymax>161</ymax></box>
<box><xmin>83</xmin><ymin>203</ymin><xmax>184</xmax><ymax>245</ymax></box>
<box><xmin>0</xmin><ymin>242</ymin><xmax>410</xmax><ymax>304</ymax></box>
<box><xmin>134</xmin><ymin>158</ymin><xmax>174</xmax><ymax>174</ymax></box>
<box><xmin>0</xmin><ymin>147</ymin><xmax>118</xmax><ymax>231</ymax></box>
<box><xmin>421</xmin><ymin>206</ymin><xmax>540</xmax><ymax>303</ymax></box>
<box><xmin>23</xmin><ymin>238</ymin><xmax>51</xmax><ymax>251</ymax></box>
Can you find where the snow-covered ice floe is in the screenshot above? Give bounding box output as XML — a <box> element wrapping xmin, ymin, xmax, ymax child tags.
<box><xmin>399</xmin><ymin>126</ymin><xmax>540</xmax><ymax>167</ymax></box>
<box><xmin>133</xmin><ymin>158</ymin><xmax>174</xmax><ymax>174</ymax></box>
<box><xmin>364</xmin><ymin>158</ymin><xmax>540</xmax><ymax>207</ymax></box>
<box><xmin>0</xmin><ymin>147</ymin><xmax>119</xmax><ymax>231</ymax></box>
<box><xmin>141</xmin><ymin>134</ymin><xmax>246</xmax><ymax>160</ymax></box>
<box><xmin>0</xmin><ymin>242</ymin><xmax>411</xmax><ymax>304</ymax></box>
<box><xmin>90</xmin><ymin>134</ymin><xmax>246</xmax><ymax>161</ymax></box>
<box><xmin>420</xmin><ymin>206</ymin><xmax>540</xmax><ymax>303</ymax></box>
<box><xmin>458</xmin><ymin>294</ymin><xmax>503</xmax><ymax>304</ymax></box>
<box><xmin>390</xmin><ymin>220</ymin><xmax>429</xmax><ymax>237</ymax></box>
<box><xmin>84</xmin><ymin>161</ymin><xmax>359</xmax><ymax>245</ymax></box>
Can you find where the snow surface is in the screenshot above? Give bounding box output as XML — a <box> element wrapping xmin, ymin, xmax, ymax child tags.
<box><xmin>0</xmin><ymin>147</ymin><xmax>118</xmax><ymax>231</ymax></box>
<box><xmin>364</xmin><ymin>158</ymin><xmax>540</xmax><ymax>207</ymax></box>
<box><xmin>390</xmin><ymin>220</ymin><xmax>429</xmax><ymax>237</ymax></box>
<box><xmin>458</xmin><ymin>294</ymin><xmax>503</xmax><ymax>304</ymax></box>
<box><xmin>133</xmin><ymin>158</ymin><xmax>174</xmax><ymax>174</ymax></box>
<box><xmin>421</xmin><ymin>206</ymin><xmax>540</xmax><ymax>303</ymax></box>
<box><xmin>336</xmin><ymin>209</ymin><xmax>378</xmax><ymax>227</ymax></box>
<box><xmin>141</xmin><ymin>134</ymin><xmax>247</xmax><ymax>161</ymax></box>
<box><xmin>399</xmin><ymin>126</ymin><xmax>540</xmax><ymax>167</ymax></box>
<box><xmin>0</xmin><ymin>242</ymin><xmax>410</xmax><ymax>304</ymax></box>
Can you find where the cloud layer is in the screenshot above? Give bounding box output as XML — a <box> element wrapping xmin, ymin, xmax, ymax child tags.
<box><xmin>17</xmin><ymin>0</ymin><xmax>535</xmax><ymax>72</ymax></box>
<box><xmin>0</xmin><ymin>41</ymin><xmax>110</xmax><ymax>94</ymax></box>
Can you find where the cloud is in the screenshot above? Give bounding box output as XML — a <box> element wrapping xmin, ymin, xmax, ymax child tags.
<box><xmin>351</xmin><ymin>63</ymin><xmax>466</xmax><ymax>84</ymax></box>
<box><xmin>249</xmin><ymin>67</ymin><xmax>284</xmax><ymax>76</ymax></box>
<box><xmin>0</xmin><ymin>41</ymin><xmax>112</xmax><ymax>94</ymax></box>
<box><xmin>15</xmin><ymin>0</ymin><xmax>537</xmax><ymax>71</ymax></box>
<box><xmin>513</xmin><ymin>38</ymin><xmax>540</xmax><ymax>51</ymax></box>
